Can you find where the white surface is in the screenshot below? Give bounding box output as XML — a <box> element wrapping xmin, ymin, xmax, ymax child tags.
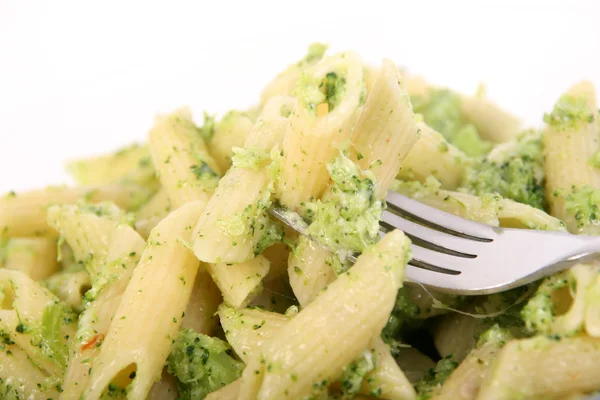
<box><xmin>1</xmin><ymin>0</ymin><xmax>599</xmax><ymax>192</ymax></box>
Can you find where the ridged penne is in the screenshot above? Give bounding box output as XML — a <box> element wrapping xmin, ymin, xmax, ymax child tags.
<box><xmin>239</xmin><ymin>230</ymin><xmax>411</xmax><ymax>400</ymax></box>
<box><xmin>397</xmin><ymin>123</ymin><xmax>466</xmax><ymax>190</ymax></box>
<box><xmin>218</xmin><ymin>305</ymin><xmax>290</xmax><ymax>363</ymax></box>
<box><xmin>260</xmin><ymin>43</ymin><xmax>328</xmax><ymax>105</ymax></box>
<box><xmin>543</xmin><ymin>81</ymin><xmax>600</xmax><ymax>233</ymax></box>
<box><xmin>287</xmin><ymin>235</ymin><xmax>335</xmax><ymax>307</ymax></box>
<box><xmin>148</xmin><ymin>108</ymin><xmax>222</xmax><ymax>208</ymax></box>
<box><xmin>0</xmin><ymin>184</ymin><xmax>149</xmax><ymax>237</ymax></box>
<box><xmin>478</xmin><ymin>335</ymin><xmax>600</xmax><ymax>400</ymax></box>
<box><xmin>192</xmin><ymin>96</ymin><xmax>293</xmax><ymax>264</ymax></box>
<box><xmin>67</xmin><ymin>143</ymin><xmax>158</xmax><ymax>189</ymax></box>
<box><xmin>47</xmin><ymin>202</ymin><xmax>127</xmax><ymax>281</ymax></box>
<box><xmin>278</xmin><ymin>51</ymin><xmax>365</xmax><ymax>211</ymax></box>
<box><xmin>61</xmin><ymin>222</ymin><xmax>145</xmax><ymax>400</ymax></box>
<box><xmin>43</xmin><ymin>270</ymin><xmax>91</xmax><ymax>313</ymax></box>
<box><xmin>207</xmin><ymin>255</ymin><xmax>270</xmax><ymax>308</ymax></box>
<box><xmin>181</xmin><ymin>268</ymin><xmax>222</xmax><ymax>335</ymax></box>
<box><xmin>460</xmin><ymin>95</ymin><xmax>521</xmax><ymax>143</ymax></box>
<box><xmin>85</xmin><ymin>201</ymin><xmax>204</xmax><ymax>400</ymax></box>
<box><xmin>210</xmin><ymin>111</ymin><xmax>256</xmax><ymax>172</ymax></box>
<box><xmin>351</xmin><ymin>59</ymin><xmax>420</xmax><ymax>195</ymax></box>
<box><xmin>0</xmin><ymin>343</ymin><xmax>61</xmax><ymax>400</ymax></box>
<box><xmin>433</xmin><ymin>329</ymin><xmax>508</xmax><ymax>400</ymax></box>
<box><xmin>0</xmin><ymin>237</ymin><xmax>58</xmax><ymax>280</ymax></box>
<box><xmin>0</xmin><ymin>270</ymin><xmax>76</xmax><ymax>378</ymax></box>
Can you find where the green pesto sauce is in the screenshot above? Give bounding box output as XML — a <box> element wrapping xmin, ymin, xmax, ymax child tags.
<box><xmin>543</xmin><ymin>94</ymin><xmax>595</xmax><ymax>131</ymax></box>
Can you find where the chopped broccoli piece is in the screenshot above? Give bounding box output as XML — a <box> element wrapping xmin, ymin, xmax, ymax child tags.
<box><xmin>231</xmin><ymin>147</ymin><xmax>270</xmax><ymax>171</ymax></box>
<box><xmin>521</xmin><ymin>273</ymin><xmax>569</xmax><ymax>334</ymax></box>
<box><xmin>414</xmin><ymin>355</ymin><xmax>458</xmax><ymax>400</ymax></box>
<box><xmin>166</xmin><ymin>329</ymin><xmax>244</xmax><ymax>400</ymax></box>
<box><xmin>411</xmin><ymin>88</ymin><xmax>492</xmax><ymax>156</ymax></box>
<box><xmin>321</xmin><ymin>72</ymin><xmax>346</xmax><ymax>112</ymax></box>
<box><xmin>340</xmin><ymin>350</ymin><xmax>377</xmax><ymax>397</ymax></box>
<box><xmin>198</xmin><ymin>112</ymin><xmax>217</xmax><ymax>142</ymax></box>
<box><xmin>477</xmin><ymin>324</ymin><xmax>513</xmax><ymax>348</ymax></box>
<box><xmin>462</xmin><ymin>131</ymin><xmax>546</xmax><ymax>209</ymax></box>
<box><xmin>563</xmin><ymin>185</ymin><xmax>600</xmax><ymax>230</ymax></box>
<box><xmin>305</xmin><ymin>153</ymin><xmax>383</xmax><ymax>258</ymax></box>
<box><xmin>297</xmin><ymin>68</ymin><xmax>348</xmax><ymax>115</ymax></box>
<box><xmin>543</xmin><ymin>93</ymin><xmax>595</xmax><ymax>131</ymax></box>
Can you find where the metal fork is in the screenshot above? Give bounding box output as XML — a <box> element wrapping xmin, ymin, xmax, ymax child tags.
<box><xmin>270</xmin><ymin>191</ymin><xmax>600</xmax><ymax>295</ymax></box>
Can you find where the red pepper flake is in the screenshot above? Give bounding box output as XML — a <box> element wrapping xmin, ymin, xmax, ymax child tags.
<box><xmin>81</xmin><ymin>334</ymin><xmax>105</xmax><ymax>351</ymax></box>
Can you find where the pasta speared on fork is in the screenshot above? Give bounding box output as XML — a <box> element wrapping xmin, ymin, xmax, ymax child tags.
<box><xmin>1</xmin><ymin>43</ymin><xmax>600</xmax><ymax>400</ymax></box>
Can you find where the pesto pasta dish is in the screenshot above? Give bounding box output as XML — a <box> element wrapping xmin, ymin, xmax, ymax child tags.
<box><xmin>2</xmin><ymin>43</ymin><xmax>600</xmax><ymax>400</ymax></box>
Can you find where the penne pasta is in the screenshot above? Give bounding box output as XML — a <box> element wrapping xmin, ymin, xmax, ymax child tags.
<box><xmin>192</xmin><ymin>96</ymin><xmax>293</xmax><ymax>264</ymax></box>
<box><xmin>148</xmin><ymin>108</ymin><xmax>222</xmax><ymax>208</ymax></box>
<box><xmin>277</xmin><ymin>51</ymin><xmax>365</xmax><ymax>211</ymax></box>
<box><xmin>0</xmin><ymin>237</ymin><xmax>59</xmax><ymax>280</ymax></box>
<box><xmin>397</xmin><ymin>123</ymin><xmax>466</xmax><ymax>190</ymax></box>
<box><xmin>543</xmin><ymin>81</ymin><xmax>600</xmax><ymax>233</ymax></box>
<box><xmin>0</xmin><ymin>184</ymin><xmax>150</xmax><ymax>238</ymax></box>
<box><xmin>67</xmin><ymin>143</ymin><xmax>158</xmax><ymax>189</ymax></box>
<box><xmin>351</xmin><ymin>58</ymin><xmax>420</xmax><ymax>195</ymax></box>
<box><xmin>206</xmin><ymin>255</ymin><xmax>270</xmax><ymax>308</ymax></box>
<box><xmin>238</xmin><ymin>230</ymin><xmax>411</xmax><ymax>400</ymax></box>
<box><xmin>181</xmin><ymin>268</ymin><xmax>222</xmax><ymax>335</ymax></box>
<box><xmin>478</xmin><ymin>335</ymin><xmax>600</xmax><ymax>399</ymax></box>
<box><xmin>85</xmin><ymin>201</ymin><xmax>204</xmax><ymax>400</ymax></box>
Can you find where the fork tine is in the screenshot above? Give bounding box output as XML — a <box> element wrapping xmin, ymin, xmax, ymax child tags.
<box><xmin>404</xmin><ymin>265</ymin><xmax>470</xmax><ymax>294</ymax></box>
<box><xmin>381</xmin><ymin>211</ymin><xmax>482</xmax><ymax>258</ymax></box>
<box><xmin>385</xmin><ymin>191</ymin><xmax>495</xmax><ymax>242</ymax></box>
<box><xmin>410</xmin><ymin>245</ymin><xmax>477</xmax><ymax>274</ymax></box>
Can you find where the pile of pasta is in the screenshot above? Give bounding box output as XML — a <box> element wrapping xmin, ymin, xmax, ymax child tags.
<box><xmin>1</xmin><ymin>43</ymin><xmax>600</xmax><ymax>400</ymax></box>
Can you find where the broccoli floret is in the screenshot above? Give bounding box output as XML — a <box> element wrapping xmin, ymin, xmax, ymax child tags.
<box><xmin>462</xmin><ymin>131</ymin><xmax>546</xmax><ymax>209</ymax></box>
<box><xmin>166</xmin><ymin>329</ymin><xmax>244</xmax><ymax>400</ymax></box>
<box><xmin>305</xmin><ymin>153</ymin><xmax>383</xmax><ymax>258</ymax></box>
<box><xmin>543</xmin><ymin>93</ymin><xmax>595</xmax><ymax>131</ymax></box>
<box><xmin>340</xmin><ymin>349</ymin><xmax>377</xmax><ymax>397</ymax></box>
<box><xmin>414</xmin><ymin>355</ymin><xmax>458</xmax><ymax>400</ymax></box>
<box><xmin>411</xmin><ymin>88</ymin><xmax>492</xmax><ymax>156</ymax></box>
<box><xmin>563</xmin><ymin>185</ymin><xmax>600</xmax><ymax>230</ymax></box>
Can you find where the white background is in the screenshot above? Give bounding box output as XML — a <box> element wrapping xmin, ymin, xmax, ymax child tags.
<box><xmin>1</xmin><ymin>0</ymin><xmax>599</xmax><ymax>192</ymax></box>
